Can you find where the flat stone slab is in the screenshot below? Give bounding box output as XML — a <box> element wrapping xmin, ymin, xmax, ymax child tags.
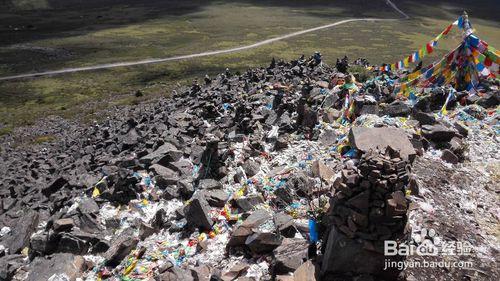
<box><xmin>349</xmin><ymin>127</ymin><xmax>415</xmax><ymax>161</ymax></box>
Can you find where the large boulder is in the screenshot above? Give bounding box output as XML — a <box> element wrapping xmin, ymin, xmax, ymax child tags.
<box><xmin>27</xmin><ymin>253</ymin><xmax>85</xmax><ymax>281</ymax></box>
<box><xmin>202</xmin><ymin>189</ymin><xmax>229</xmax><ymax>207</ymax></box>
<box><xmin>245</xmin><ymin>232</ymin><xmax>282</xmax><ymax>254</ymax></box>
<box><xmin>140</xmin><ymin>142</ymin><xmax>183</xmax><ymax>166</ymax></box>
<box><xmin>318</xmin><ymin>129</ymin><xmax>337</xmax><ymax>147</ymax></box>
<box><xmin>383</xmin><ymin>100</ymin><xmax>410</xmax><ymax>117</ymax></box>
<box><xmin>421</xmin><ymin>124</ymin><xmax>456</xmax><ymax>142</ymax></box>
<box><xmin>274</xmin><ymin>212</ymin><xmax>296</xmax><ymax>238</ymax></box>
<box><xmin>0</xmin><ymin>255</ymin><xmax>25</xmax><ymax>281</ymax></box>
<box><xmin>476</xmin><ymin>91</ymin><xmax>499</xmax><ymax>109</ymax></box>
<box><xmin>411</xmin><ymin>111</ymin><xmax>436</xmax><ymax>125</ymax></box>
<box><xmin>294</xmin><ymin>260</ymin><xmax>318</xmax><ymax>281</ymax></box>
<box><xmin>311</xmin><ymin>160</ymin><xmax>335</xmax><ymax>182</ymax></box>
<box><xmin>273</xmin><ymin>238</ymin><xmax>309</xmax><ymax>274</ymax></box>
<box><xmin>184</xmin><ymin>192</ymin><xmax>213</xmax><ymax>231</ymax></box>
<box><xmin>104</xmin><ymin>235</ymin><xmax>139</xmax><ymax>267</ymax></box>
<box><xmin>228</xmin><ymin>210</ymin><xmax>272</xmax><ymax>247</ymax></box>
<box><xmin>235</xmin><ymin>194</ymin><xmax>265</xmax><ymax>212</ymax></box>
<box><xmin>157</xmin><ymin>266</ymin><xmax>196</xmax><ymax>281</ymax></box>
<box><xmin>321</xmin><ymin>226</ymin><xmax>398</xmax><ymax>278</ymax></box>
<box><xmin>1</xmin><ymin>211</ymin><xmax>39</xmax><ymax>254</ymax></box>
<box><xmin>41</xmin><ymin>177</ymin><xmax>68</xmax><ymax>198</ymax></box>
<box><xmin>348</xmin><ymin>127</ymin><xmax>415</xmax><ymax>161</ymax></box>
<box><xmin>242</xmin><ymin>160</ymin><xmax>260</xmax><ymax>177</ymax></box>
<box><xmin>100</xmin><ymin>170</ymin><xmax>139</xmax><ymax>204</ymax></box>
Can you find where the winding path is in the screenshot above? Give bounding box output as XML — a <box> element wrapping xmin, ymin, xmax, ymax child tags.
<box><xmin>0</xmin><ymin>0</ymin><xmax>408</xmax><ymax>81</ymax></box>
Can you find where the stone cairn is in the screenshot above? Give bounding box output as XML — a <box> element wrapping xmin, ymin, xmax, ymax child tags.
<box><xmin>321</xmin><ymin>147</ymin><xmax>411</xmax><ymax>279</ymax></box>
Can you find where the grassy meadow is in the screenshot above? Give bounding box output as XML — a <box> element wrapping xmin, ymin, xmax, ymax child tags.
<box><xmin>0</xmin><ymin>0</ymin><xmax>499</xmax><ymax>130</ymax></box>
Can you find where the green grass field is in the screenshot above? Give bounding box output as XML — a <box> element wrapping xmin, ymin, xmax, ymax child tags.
<box><xmin>0</xmin><ymin>0</ymin><xmax>499</xmax><ymax>129</ymax></box>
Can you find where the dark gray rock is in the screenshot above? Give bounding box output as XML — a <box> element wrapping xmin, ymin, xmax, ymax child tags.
<box><xmin>27</xmin><ymin>253</ymin><xmax>85</xmax><ymax>281</ymax></box>
<box><xmin>77</xmin><ymin>198</ymin><xmax>99</xmax><ymax>214</ymax></box>
<box><xmin>421</xmin><ymin>124</ymin><xmax>456</xmax><ymax>142</ymax></box>
<box><xmin>441</xmin><ymin>149</ymin><xmax>459</xmax><ymax>164</ymax></box>
<box><xmin>178</xmin><ymin>180</ymin><xmax>195</xmax><ymax>199</ymax></box>
<box><xmin>322</xmin><ymin>226</ymin><xmax>388</xmax><ymax>276</ymax></box>
<box><xmin>383</xmin><ymin>100</ymin><xmax>410</xmax><ymax>117</ymax></box>
<box><xmin>42</xmin><ymin>177</ymin><xmax>68</xmax><ymax>197</ymax></box>
<box><xmin>198</xmin><ymin>179</ymin><xmax>222</xmax><ymax>190</ymax></box>
<box><xmin>0</xmin><ymin>255</ymin><xmax>25</xmax><ymax>281</ymax></box>
<box><xmin>411</xmin><ymin>111</ymin><xmax>436</xmax><ymax>125</ymax></box>
<box><xmin>30</xmin><ymin>232</ymin><xmax>52</xmax><ymax>254</ymax></box>
<box><xmin>274</xmin><ymin>212</ymin><xmax>296</xmax><ymax>238</ymax></box>
<box><xmin>242</xmin><ymin>160</ymin><xmax>260</xmax><ymax>177</ymax></box>
<box><xmin>150</xmin><ymin>164</ymin><xmax>179</xmax><ymax>180</ymax></box>
<box><xmin>318</xmin><ymin>129</ymin><xmax>337</xmax><ymax>147</ymax></box>
<box><xmin>476</xmin><ymin>91</ymin><xmax>499</xmax><ymax>109</ymax></box>
<box><xmin>358</xmin><ymin>104</ymin><xmax>379</xmax><ymax>116</ymax></box>
<box><xmin>245</xmin><ymin>232</ymin><xmax>282</xmax><ymax>254</ymax></box>
<box><xmin>57</xmin><ymin>232</ymin><xmax>90</xmax><ymax>255</ymax></box>
<box><xmin>285</xmin><ymin>172</ymin><xmax>312</xmax><ymax>197</ymax></box>
<box><xmin>202</xmin><ymin>190</ymin><xmax>229</xmax><ymax>208</ymax></box>
<box><xmin>228</xmin><ymin>209</ymin><xmax>272</xmax><ymax>247</ymax></box>
<box><xmin>72</xmin><ymin>212</ymin><xmax>101</xmax><ymax>234</ymax></box>
<box><xmin>53</xmin><ymin>218</ymin><xmax>74</xmax><ymax>232</ymax></box>
<box><xmin>140</xmin><ymin>142</ymin><xmax>184</xmax><ymax>167</ymax></box>
<box><xmin>156</xmin><ymin>266</ymin><xmax>196</xmax><ymax>281</ymax></box>
<box><xmin>139</xmin><ymin>222</ymin><xmax>156</xmax><ymax>240</ymax></box>
<box><xmin>235</xmin><ymin>194</ymin><xmax>265</xmax><ymax>212</ymax></box>
<box><xmin>121</xmin><ymin>128</ymin><xmax>139</xmax><ymax>151</ymax></box>
<box><xmin>184</xmin><ymin>193</ymin><xmax>213</xmax><ymax>231</ymax></box>
<box><xmin>453</xmin><ymin>121</ymin><xmax>469</xmax><ymax>137</ymax></box>
<box><xmin>104</xmin><ymin>235</ymin><xmax>139</xmax><ymax>267</ymax></box>
<box><xmin>161</xmin><ymin>183</ymin><xmax>181</xmax><ymax>200</ymax></box>
<box><xmin>100</xmin><ymin>170</ymin><xmax>139</xmax><ymax>204</ymax></box>
<box><xmin>273</xmin><ymin>238</ymin><xmax>308</xmax><ymax>274</ymax></box>
<box><xmin>347</xmin><ymin>190</ymin><xmax>370</xmax><ymax>210</ymax></box>
<box><xmin>1</xmin><ymin>211</ymin><xmax>39</xmax><ymax>254</ymax></box>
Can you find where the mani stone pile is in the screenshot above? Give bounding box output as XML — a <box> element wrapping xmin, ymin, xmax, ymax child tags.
<box><xmin>322</xmin><ymin>147</ymin><xmax>412</xmax><ymax>280</ymax></box>
<box><xmin>0</xmin><ymin>52</ymin><xmax>498</xmax><ymax>281</ymax></box>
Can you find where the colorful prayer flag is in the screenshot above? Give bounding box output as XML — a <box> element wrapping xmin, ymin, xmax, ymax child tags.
<box><xmin>426</xmin><ymin>42</ymin><xmax>434</xmax><ymax>54</ymax></box>
<box><xmin>443</xmin><ymin>24</ymin><xmax>453</xmax><ymax>35</ymax></box>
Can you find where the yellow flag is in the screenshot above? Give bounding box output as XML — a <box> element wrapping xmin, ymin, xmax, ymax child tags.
<box><xmin>441</xmin><ymin>106</ymin><xmax>448</xmax><ymax>115</ymax></box>
<box><xmin>124</xmin><ymin>260</ymin><xmax>138</xmax><ymax>275</ymax></box>
<box><xmin>419</xmin><ymin>48</ymin><xmax>425</xmax><ymax>58</ymax></box>
<box><xmin>92</xmin><ymin>187</ymin><xmax>100</xmax><ymax>198</ymax></box>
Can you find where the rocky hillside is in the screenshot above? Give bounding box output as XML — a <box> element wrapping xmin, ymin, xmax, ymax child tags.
<box><xmin>0</xmin><ymin>55</ymin><xmax>498</xmax><ymax>281</ymax></box>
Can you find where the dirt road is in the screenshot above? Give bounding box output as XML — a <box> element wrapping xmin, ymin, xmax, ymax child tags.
<box><xmin>0</xmin><ymin>0</ymin><xmax>408</xmax><ymax>81</ymax></box>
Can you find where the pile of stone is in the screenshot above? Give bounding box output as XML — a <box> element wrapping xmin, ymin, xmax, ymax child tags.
<box><xmin>321</xmin><ymin>147</ymin><xmax>411</xmax><ymax>279</ymax></box>
<box><xmin>0</xmin><ymin>53</ymin><xmax>498</xmax><ymax>281</ymax></box>
<box><xmin>328</xmin><ymin>147</ymin><xmax>410</xmax><ymax>240</ymax></box>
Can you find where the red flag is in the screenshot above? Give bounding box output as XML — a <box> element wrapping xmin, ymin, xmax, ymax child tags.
<box><xmin>447</xmin><ymin>51</ymin><xmax>455</xmax><ymax>63</ymax></box>
<box><xmin>408</xmin><ymin>55</ymin><xmax>413</xmax><ymax>63</ymax></box>
<box><xmin>442</xmin><ymin>24</ymin><xmax>453</xmax><ymax>35</ymax></box>
<box><xmin>426</xmin><ymin>42</ymin><xmax>434</xmax><ymax>54</ymax></box>
<box><xmin>484</xmin><ymin>57</ymin><xmax>493</xmax><ymax>67</ymax></box>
